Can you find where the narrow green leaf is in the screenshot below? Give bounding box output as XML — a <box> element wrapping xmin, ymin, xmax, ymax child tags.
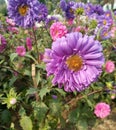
<box><xmin>55</xmin><ymin>88</ymin><xmax>66</xmax><ymax>97</ymax></box>
<box><xmin>25</xmin><ymin>54</ymin><xmax>37</xmax><ymax>64</ymax></box>
<box><xmin>10</xmin><ymin>53</ymin><xmax>18</xmax><ymax>62</ymax></box>
<box><xmin>36</xmin><ymin>71</ymin><xmax>41</xmax><ymax>86</ymax></box>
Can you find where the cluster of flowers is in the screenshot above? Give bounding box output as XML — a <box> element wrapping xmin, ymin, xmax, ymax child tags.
<box><xmin>44</xmin><ymin>0</ymin><xmax>116</xmax><ymax>92</ymax></box>
<box><xmin>0</xmin><ymin>0</ymin><xmax>115</xmax><ymax>119</ymax></box>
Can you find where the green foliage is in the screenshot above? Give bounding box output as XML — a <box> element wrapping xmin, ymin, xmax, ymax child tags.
<box><xmin>20</xmin><ymin>116</ymin><xmax>33</xmax><ymax>130</ymax></box>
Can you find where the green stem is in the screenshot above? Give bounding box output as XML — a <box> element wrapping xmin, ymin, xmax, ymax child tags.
<box><xmin>32</xmin><ymin>27</ymin><xmax>39</xmax><ymax>63</ymax></box>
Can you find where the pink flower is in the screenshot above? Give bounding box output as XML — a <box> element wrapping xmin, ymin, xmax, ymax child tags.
<box><xmin>67</xmin><ymin>19</ymin><xmax>73</xmax><ymax>25</ymax></box>
<box><xmin>50</xmin><ymin>22</ymin><xmax>67</xmax><ymax>41</ymax></box>
<box><xmin>7</xmin><ymin>27</ymin><xmax>19</xmax><ymax>34</ymax></box>
<box><xmin>105</xmin><ymin>60</ymin><xmax>115</xmax><ymax>73</ymax></box>
<box><xmin>6</xmin><ymin>17</ymin><xmax>15</xmax><ymax>26</ymax></box>
<box><xmin>94</xmin><ymin>102</ymin><xmax>111</xmax><ymax>119</ymax></box>
<box><xmin>72</xmin><ymin>26</ymin><xmax>87</xmax><ymax>34</ymax></box>
<box><xmin>16</xmin><ymin>46</ymin><xmax>26</xmax><ymax>57</ymax></box>
<box><xmin>26</xmin><ymin>37</ymin><xmax>32</xmax><ymax>51</ymax></box>
<box><xmin>0</xmin><ymin>34</ymin><xmax>7</xmax><ymax>53</ymax></box>
<box><xmin>111</xmin><ymin>26</ymin><xmax>116</xmax><ymax>38</ymax></box>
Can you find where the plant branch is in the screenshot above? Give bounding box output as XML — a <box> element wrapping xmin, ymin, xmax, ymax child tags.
<box><xmin>62</xmin><ymin>89</ymin><xmax>104</xmax><ymax>119</ymax></box>
<box><xmin>31</xmin><ymin>64</ymin><xmax>39</xmax><ymax>101</ymax></box>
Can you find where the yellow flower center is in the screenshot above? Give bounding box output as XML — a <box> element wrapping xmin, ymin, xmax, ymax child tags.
<box><xmin>18</xmin><ymin>5</ymin><xmax>29</xmax><ymax>16</ymax></box>
<box><xmin>66</xmin><ymin>55</ymin><xmax>83</xmax><ymax>71</ymax></box>
<box><xmin>69</xmin><ymin>8</ymin><xmax>74</xmax><ymax>14</ymax></box>
<box><xmin>103</xmin><ymin>20</ymin><xmax>107</xmax><ymax>25</ymax></box>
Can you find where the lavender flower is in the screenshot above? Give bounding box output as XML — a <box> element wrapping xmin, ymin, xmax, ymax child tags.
<box><xmin>43</xmin><ymin>32</ymin><xmax>104</xmax><ymax>92</ymax></box>
<box><xmin>60</xmin><ymin>0</ymin><xmax>76</xmax><ymax>19</ymax></box>
<box><xmin>7</xmin><ymin>0</ymin><xmax>41</xmax><ymax>28</ymax></box>
<box><xmin>37</xmin><ymin>3</ymin><xmax>48</xmax><ymax>22</ymax></box>
<box><xmin>98</xmin><ymin>15</ymin><xmax>113</xmax><ymax>28</ymax></box>
<box><xmin>92</xmin><ymin>4</ymin><xmax>104</xmax><ymax>16</ymax></box>
<box><xmin>100</xmin><ymin>27</ymin><xmax>111</xmax><ymax>40</ymax></box>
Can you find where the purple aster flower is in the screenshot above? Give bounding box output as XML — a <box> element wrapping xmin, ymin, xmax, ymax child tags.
<box><xmin>37</xmin><ymin>3</ymin><xmax>48</xmax><ymax>22</ymax></box>
<box><xmin>104</xmin><ymin>11</ymin><xmax>113</xmax><ymax>19</ymax></box>
<box><xmin>7</xmin><ymin>0</ymin><xmax>41</xmax><ymax>28</ymax></box>
<box><xmin>60</xmin><ymin>0</ymin><xmax>76</xmax><ymax>19</ymax></box>
<box><xmin>60</xmin><ymin>0</ymin><xmax>67</xmax><ymax>11</ymax></box>
<box><xmin>98</xmin><ymin>15</ymin><xmax>113</xmax><ymax>28</ymax></box>
<box><xmin>92</xmin><ymin>4</ymin><xmax>104</xmax><ymax>16</ymax></box>
<box><xmin>85</xmin><ymin>3</ymin><xmax>95</xmax><ymax>15</ymax></box>
<box><xmin>45</xmin><ymin>16</ymin><xmax>58</xmax><ymax>27</ymax></box>
<box><xmin>43</xmin><ymin>32</ymin><xmax>104</xmax><ymax>92</ymax></box>
<box><xmin>0</xmin><ymin>34</ymin><xmax>7</xmax><ymax>53</ymax></box>
<box><xmin>72</xmin><ymin>2</ymin><xmax>85</xmax><ymax>15</ymax></box>
<box><xmin>100</xmin><ymin>27</ymin><xmax>111</xmax><ymax>40</ymax></box>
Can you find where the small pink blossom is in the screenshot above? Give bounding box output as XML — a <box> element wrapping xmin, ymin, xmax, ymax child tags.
<box><xmin>10</xmin><ymin>98</ymin><xmax>17</xmax><ymax>105</ymax></box>
<box><xmin>111</xmin><ymin>26</ymin><xmax>116</xmax><ymax>38</ymax></box>
<box><xmin>105</xmin><ymin>60</ymin><xmax>115</xmax><ymax>73</ymax></box>
<box><xmin>72</xmin><ymin>26</ymin><xmax>87</xmax><ymax>34</ymax></box>
<box><xmin>26</xmin><ymin>37</ymin><xmax>32</xmax><ymax>51</ymax></box>
<box><xmin>67</xmin><ymin>19</ymin><xmax>73</xmax><ymax>25</ymax></box>
<box><xmin>6</xmin><ymin>17</ymin><xmax>15</xmax><ymax>26</ymax></box>
<box><xmin>0</xmin><ymin>34</ymin><xmax>7</xmax><ymax>53</ymax></box>
<box><xmin>16</xmin><ymin>46</ymin><xmax>26</xmax><ymax>57</ymax></box>
<box><xmin>94</xmin><ymin>102</ymin><xmax>111</xmax><ymax>119</ymax></box>
<box><xmin>7</xmin><ymin>27</ymin><xmax>19</xmax><ymax>34</ymax></box>
<box><xmin>50</xmin><ymin>22</ymin><xmax>67</xmax><ymax>41</ymax></box>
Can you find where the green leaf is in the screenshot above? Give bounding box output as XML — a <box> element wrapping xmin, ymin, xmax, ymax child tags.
<box><xmin>20</xmin><ymin>116</ymin><xmax>32</xmax><ymax>130</ymax></box>
<box><xmin>55</xmin><ymin>88</ymin><xmax>66</xmax><ymax>97</ymax></box>
<box><xmin>32</xmin><ymin>102</ymin><xmax>48</xmax><ymax>123</ymax></box>
<box><xmin>25</xmin><ymin>54</ymin><xmax>37</xmax><ymax>64</ymax></box>
<box><xmin>9</xmin><ymin>76</ymin><xmax>18</xmax><ymax>87</ymax></box>
<box><xmin>36</xmin><ymin>71</ymin><xmax>41</xmax><ymax>86</ymax></box>
<box><xmin>68</xmin><ymin>108</ymin><xmax>80</xmax><ymax>123</ymax></box>
<box><xmin>23</xmin><ymin>69</ymin><xmax>31</xmax><ymax>76</ymax></box>
<box><xmin>39</xmin><ymin>87</ymin><xmax>51</xmax><ymax>100</ymax></box>
<box><xmin>76</xmin><ymin>119</ymin><xmax>88</xmax><ymax>130</ymax></box>
<box><xmin>26</xmin><ymin>88</ymin><xmax>37</xmax><ymax>96</ymax></box>
<box><xmin>49</xmin><ymin>100</ymin><xmax>62</xmax><ymax>116</ymax></box>
<box><xmin>1</xmin><ymin>109</ymin><xmax>11</xmax><ymax>124</ymax></box>
<box><xmin>10</xmin><ymin>53</ymin><xmax>18</xmax><ymax>62</ymax></box>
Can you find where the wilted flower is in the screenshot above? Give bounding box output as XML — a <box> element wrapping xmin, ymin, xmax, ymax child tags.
<box><xmin>94</xmin><ymin>102</ymin><xmax>111</xmax><ymax>118</ymax></box>
<box><xmin>43</xmin><ymin>32</ymin><xmax>104</xmax><ymax>92</ymax></box>
<box><xmin>16</xmin><ymin>46</ymin><xmax>26</xmax><ymax>57</ymax></box>
<box><xmin>105</xmin><ymin>60</ymin><xmax>115</xmax><ymax>73</ymax></box>
<box><xmin>8</xmin><ymin>0</ymin><xmax>41</xmax><ymax>28</ymax></box>
<box><xmin>7</xmin><ymin>27</ymin><xmax>19</xmax><ymax>34</ymax></box>
<box><xmin>50</xmin><ymin>22</ymin><xmax>67</xmax><ymax>41</ymax></box>
<box><xmin>26</xmin><ymin>37</ymin><xmax>32</xmax><ymax>51</ymax></box>
<box><xmin>0</xmin><ymin>34</ymin><xmax>7</xmax><ymax>53</ymax></box>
